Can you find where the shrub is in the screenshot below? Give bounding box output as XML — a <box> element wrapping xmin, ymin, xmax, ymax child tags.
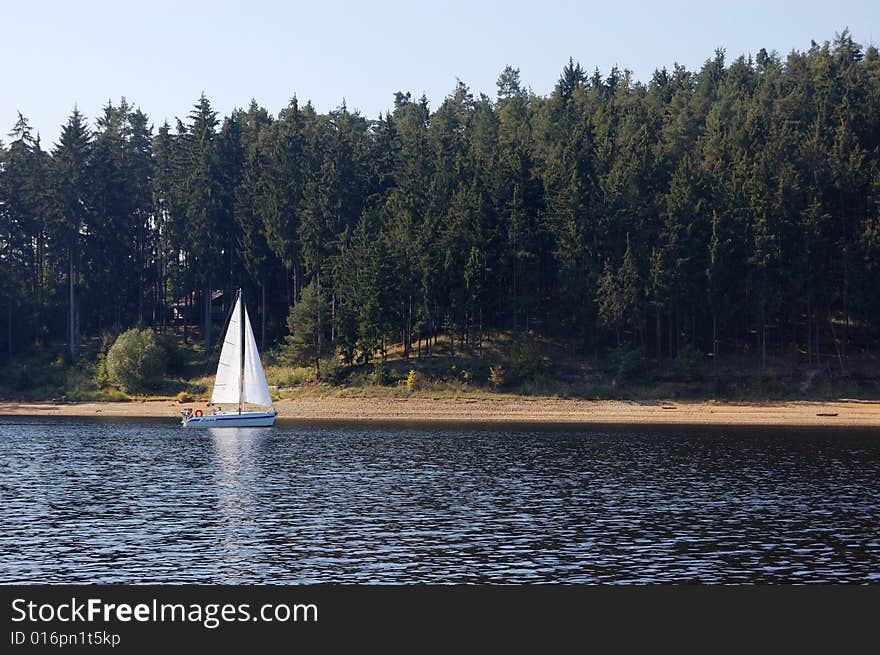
<box><xmin>99</xmin><ymin>329</ymin><xmax>118</xmax><ymax>354</ymax></box>
<box><xmin>674</xmin><ymin>344</ymin><xmax>705</xmax><ymax>382</ymax></box>
<box><xmin>488</xmin><ymin>364</ymin><xmax>507</xmax><ymax>389</ymax></box>
<box><xmin>175</xmin><ymin>391</ymin><xmax>193</xmax><ymax>403</ymax></box>
<box><xmin>371</xmin><ymin>361</ymin><xmax>393</xmax><ymax>385</ymax></box>
<box><xmin>406</xmin><ymin>369</ymin><xmax>423</xmax><ymax>391</ymax></box>
<box><xmin>280</xmin><ymin>367</ymin><xmax>314</xmax><ymax>386</ymax></box>
<box><xmin>105</xmin><ymin>328</ymin><xmax>167</xmax><ymax>393</ymax></box>
<box><xmin>156</xmin><ymin>333</ymin><xmax>185</xmax><ymax>375</ymax></box>
<box><xmin>607</xmin><ymin>346</ymin><xmax>646</xmax><ymax>385</ymax></box>
<box><xmin>510</xmin><ymin>332</ymin><xmax>550</xmax><ymax>381</ymax></box>
<box><xmin>320</xmin><ymin>353</ymin><xmax>345</xmax><ymax>384</ymax></box>
<box><xmin>94</xmin><ymin>354</ymin><xmax>110</xmax><ymax>388</ymax></box>
<box><xmin>3</xmin><ymin>364</ymin><xmax>32</xmax><ymax>391</ymax></box>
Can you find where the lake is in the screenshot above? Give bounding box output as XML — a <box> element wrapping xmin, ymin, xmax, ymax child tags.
<box><xmin>0</xmin><ymin>417</ymin><xmax>878</xmax><ymax>583</ymax></box>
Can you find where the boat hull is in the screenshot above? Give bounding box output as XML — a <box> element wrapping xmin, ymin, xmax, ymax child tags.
<box><xmin>182</xmin><ymin>410</ymin><xmax>276</xmax><ymax>428</ymax></box>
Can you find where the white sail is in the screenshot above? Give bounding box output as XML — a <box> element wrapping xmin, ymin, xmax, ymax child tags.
<box><xmin>242</xmin><ymin>306</ymin><xmax>273</xmax><ymax>407</ymax></box>
<box><xmin>210</xmin><ymin>295</ymin><xmax>242</xmax><ymax>405</ymax></box>
<box><xmin>210</xmin><ymin>292</ymin><xmax>273</xmax><ymax>408</ymax></box>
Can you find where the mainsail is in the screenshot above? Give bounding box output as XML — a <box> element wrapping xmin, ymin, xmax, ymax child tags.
<box><xmin>210</xmin><ymin>292</ymin><xmax>272</xmax><ymax>408</ymax></box>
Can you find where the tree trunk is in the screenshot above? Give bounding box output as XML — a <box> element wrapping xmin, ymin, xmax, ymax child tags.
<box><xmin>656</xmin><ymin>308</ymin><xmax>662</xmax><ymax>360</ymax></box>
<box><xmin>478</xmin><ymin>307</ymin><xmax>483</xmax><ymax>358</ymax></box>
<box><xmin>7</xmin><ymin>296</ymin><xmax>12</xmax><ymax>356</ymax></box>
<box><xmin>806</xmin><ymin>301</ymin><xmax>811</xmax><ymax>365</ymax></box>
<box><xmin>315</xmin><ymin>271</ymin><xmax>322</xmax><ymax>355</ymax></box>
<box><xmin>761</xmin><ymin>312</ymin><xmax>766</xmax><ymax>371</ymax></box>
<box><xmin>68</xmin><ymin>248</ymin><xmax>79</xmax><ymax>359</ymax></box>
<box><xmin>712</xmin><ymin>312</ymin><xmax>718</xmax><ymax>376</ymax></box>
<box><xmin>261</xmin><ymin>278</ymin><xmax>267</xmax><ymax>352</ymax></box>
<box><xmin>137</xmin><ymin>214</ymin><xmax>144</xmax><ymax>325</ymax></box>
<box><xmin>829</xmin><ymin>318</ymin><xmax>845</xmax><ymax>375</ymax></box>
<box><xmin>203</xmin><ymin>285</ymin><xmax>212</xmax><ymax>354</ymax></box>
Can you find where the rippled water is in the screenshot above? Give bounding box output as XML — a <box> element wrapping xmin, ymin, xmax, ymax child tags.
<box><xmin>1</xmin><ymin>417</ymin><xmax>878</xmax><ymax>583</ymax></box>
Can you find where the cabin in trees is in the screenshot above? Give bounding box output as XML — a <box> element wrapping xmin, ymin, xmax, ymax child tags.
<box><xmin>169</xmin><ymin>290</ymin><xmax>226</xmax><ymax>325</ymax></box>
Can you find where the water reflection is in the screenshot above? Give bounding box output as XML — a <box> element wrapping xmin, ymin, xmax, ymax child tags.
<box><xmin>1</xmin><ymin>419</ymin><xmax>878</xmax><ymax>583</ymax></box>
<box><xmin>209</xmin><ymin>427</ymin><xmax>270</xmax><ymax>582</ymax></box>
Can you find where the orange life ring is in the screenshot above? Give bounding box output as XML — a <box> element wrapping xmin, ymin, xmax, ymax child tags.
<box><xmin>194</xmin><ymin>409</ymin><xmax>204</xmax><ymax>417</ymax></box>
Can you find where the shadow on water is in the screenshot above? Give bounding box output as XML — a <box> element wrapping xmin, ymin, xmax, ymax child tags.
<box><xmin>0</xmin><ymin>417</ymin><xmax>878</xmax><ymax>583</ymax></box>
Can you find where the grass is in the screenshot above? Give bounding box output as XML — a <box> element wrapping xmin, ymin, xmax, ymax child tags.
<box><xmin>2</xmin><ymin>328</ymin><xmax>878</xmax><ymax>403</ymax></box>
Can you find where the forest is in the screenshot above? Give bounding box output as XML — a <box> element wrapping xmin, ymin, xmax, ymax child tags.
<box><xmin>1</xmin><ymin>31</ymin><xmax>879</xmax><ymax>397</ymax></box>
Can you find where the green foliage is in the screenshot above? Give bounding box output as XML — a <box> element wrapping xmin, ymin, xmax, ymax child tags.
<box><xmin>156</xmin><ymin>333</ymin><xmax>186</xmax><ymax>376</ymax></box>
<box><xmin>105</xmin><ymin>328</ymin><xmax>168</xmax><ymax>393</ymax></box>
<box><xmin>320</xmin><ymin>353</ymin><xmax>345</xmax><ymax>384</ymax></box>
<box><xmin>63</xmin><ymin>388</ymin><xmax>131</xmax><ymax>402</ymax></box>
<box><xmin>3</xmin><ymin>32</ymin><xmax>880</xmax><ymax>393</ymax></box>
<box><xmin>607</xmin><ymin>346</ymin><xmax>646</xmax><ymax>385</ymax></box>
<box><xmin>510</xmin><ymin>333</ymin><xmax>550</xmax><ymax>381</ymax></box>
<box><xmin>284</xmin><ymin>281</ymin><xmax>330</xmax><ymax>372</ymax></box>
<box><xmin>674</xmin><ymin>344</ymin><xmax>705</xmax><ymax>382</ymax></box>
<box><xmin>94</xmin><ymin>354</ymin><xmax>110</xmax><ymax>388</ymax></box>
<box><xmin>371</xmin><ymin>361</ymin><xmax>394</xmax><ymax>386</ymax></box>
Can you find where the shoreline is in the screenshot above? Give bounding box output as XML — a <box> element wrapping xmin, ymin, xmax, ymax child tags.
<box><xmin>1</xmin><ymin>397</ymin><xmax>880</xmax><ymax>427</ymax></box>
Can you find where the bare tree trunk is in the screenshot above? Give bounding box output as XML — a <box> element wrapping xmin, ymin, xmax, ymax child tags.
<box><xmin>315</xmin><ymin>271</ymin><xmax>322</xmax><ymax>355</ymax></box>
<box><xmin>203</xmin><ymin>285</ymin><xmax>212</xmax><ymax>354</ymax></box>
<box><xmin>829</xmin><ymin>318</ymin><xmax>845</xmax><ymax>375</ymax></box>
<box><xmin>68</xmin><ymin>248</ymin><xmax>79</xmax><ymax>359</ymax></box>
<box><xmin>656</xmin><ymin>308</ymin><xmax>662</xmax><ymax>360</ymax></box>
<box><xmin>404</xmin><ymin>296</ymin><xmax>412</xmax><ymax>359</ymax></box>
<box><xmin>761</xmin><ymin>312</ymin><xmax>766</xmax><ymax>371</ymax></box>
<box><xmin>8</xmin><ymin>296</ymin><xmax>12</xmax><ymax>356</ymax></box>
<box><xmin>479</xmin><ymin>307</ymin><xmax>483</xmax><ymax>358</ymax></box>
<box><xmin>137</xmin><ymin>214</ymin><xmax>144</xmax><ymax>325</ymax></box>
<box><xmin>806</xmin><ymin>301</ymin><xmax>811</xmax><ymax>365</ymax></box>
<box><xmin>712</xmin><ymin>312</ymin><xmax>718</xmax><ymax>375</ymax></box>
<box><xmin>261</xmin><ymin>278</ymin><xmax>267</xmax><ymax>352</ymax></box>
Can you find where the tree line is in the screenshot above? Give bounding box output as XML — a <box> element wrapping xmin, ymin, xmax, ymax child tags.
<box><xmin>2</xmin><ymin>31</ymin><xmax>879</xmax><ymax>374</ymax></box>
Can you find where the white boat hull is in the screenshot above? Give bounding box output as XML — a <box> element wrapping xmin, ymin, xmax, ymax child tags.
<box><xmin>182</xmin><ymin>410</ymin><xmax>276</xmax><ymax>428</ymax></box>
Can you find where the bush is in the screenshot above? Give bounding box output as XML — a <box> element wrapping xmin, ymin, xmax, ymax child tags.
<box><xmin>607</xmin><ymin>346</ymin><xmax>646</xmax><ymax>385</ymax></box>
<box><xmin>674</xmin><ymin>344</ymin><xmax>705</xmax><ymax>382</ymax></box>
<box><xmin>2</xmin><ymin>364</ymin><xmax>33</xmax><ymax>391</ymax></box>
<box><xmin>488</xmin><ymin>364</ymin><xmax>507</xmax><ymax>389</ymax></box>
<box><xmin>406</xmin><ymin>369</ymin><xmax>423</xmax><ymax>391</ymax></box>
<box><xmin>280</xmin><ymin>367</ymin><xmax>315</xmax><ymax>386</ymax></box>
<box><xmin>510</xmin><ymin>332</ymin><xmax>551</xmax><ymax>381</ymax></box>
<box><xmin>94</xmin><ymin>354</ymin><xmax>110</xmax><ymax>388</ymax></box>
<box><xmin>175</xmin><ymin>391</ymin><xmax>193</xmax><ymax>403</ymax></box>
<box><xmin>320</xmin><ymin>353</ymin><xmax>345</xmax><ymax>384</ymax></box>
<box><xmin>156</xmin><ymin>333</ymin><xmax>185</xmax><ymax>375</ymax></box>
<box><xmin>105</xmin><ymin>328</ymin><xmax>167</xmax><ymax>393</ymax></box>
<box><xmin>371</xmin><ymin>361</ymin><xmax>393</xmax><ymax>385</ymax></box>
<box><xmin>99</xmin><ymin>329</ymin><xmax>118</xmax><ymax>354</ymax></box>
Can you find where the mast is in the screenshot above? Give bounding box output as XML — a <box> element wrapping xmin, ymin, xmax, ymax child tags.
<box><xmin>238</xmin><ymin>288</ymin><xmax>245</xmax><ymax>414</ymax></box>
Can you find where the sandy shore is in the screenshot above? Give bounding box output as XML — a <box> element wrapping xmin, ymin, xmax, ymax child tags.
<box><xmin>1</xmin><ymin>397</ymin><xmax>879</xmax><ymax>427</ymax></box>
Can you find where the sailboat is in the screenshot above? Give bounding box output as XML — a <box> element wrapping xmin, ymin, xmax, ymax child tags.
<box><xmin>181</xmin><ymin>289</ymin><xmax>277</xmax><ymax>427</ymax></box>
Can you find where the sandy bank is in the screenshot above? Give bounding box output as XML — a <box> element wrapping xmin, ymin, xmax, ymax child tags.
<box><xmin>1</xmin><ymin>397</ymin><xmax>879</xmax><ymax>427</ymax></box>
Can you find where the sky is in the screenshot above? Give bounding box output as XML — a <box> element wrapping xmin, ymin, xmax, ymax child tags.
<box><xmin>2</xmin><ymin>0</ymin><xmax>878</xmax><ymax>145</ymax></box>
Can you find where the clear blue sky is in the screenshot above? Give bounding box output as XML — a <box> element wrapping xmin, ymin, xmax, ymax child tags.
<box><xmin>3</xmin><ymin>0</ymin><xmax>878</xmax><ymax>145</ymax></box>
